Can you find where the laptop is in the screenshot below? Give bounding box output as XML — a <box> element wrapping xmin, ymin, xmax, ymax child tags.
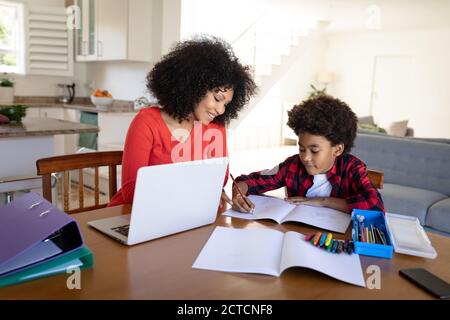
<box><xmin>88</xmin><ymin>157</ymin><xmax>228</xmax><ymax>245</ymax></box>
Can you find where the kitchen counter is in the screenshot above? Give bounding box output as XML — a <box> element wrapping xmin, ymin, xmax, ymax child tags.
<box><xmin>23</xmin><ymin>102</ymin><xmax>137</xmax><ymax>113</ymax></box>
<box><xmin>0</xmin><ymin>117</ymin><xmax>99</xmax><ymax>138</ymax></box>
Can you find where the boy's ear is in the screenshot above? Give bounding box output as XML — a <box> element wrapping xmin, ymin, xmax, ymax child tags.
<box><xmin>333</xmin><ymin>143</ymin><xmax>345</xmax><ymax>157</ymax></box>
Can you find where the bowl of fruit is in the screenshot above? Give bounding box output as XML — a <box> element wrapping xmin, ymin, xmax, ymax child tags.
<box><xmin>91</xmin><ymin>89</ymin><xmax>113</xmax><ymax>110</ymax></box>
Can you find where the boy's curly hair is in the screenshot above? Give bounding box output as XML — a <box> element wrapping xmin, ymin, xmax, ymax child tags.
<box><xmin>146</xmin><ymin>36</ymin><xmax>257</xmax><ymax>125</ymax></box>
<box><xmin>287</xmin><ymin>95</ymin><xmax>358</xmax><ymax>153</ymax></box>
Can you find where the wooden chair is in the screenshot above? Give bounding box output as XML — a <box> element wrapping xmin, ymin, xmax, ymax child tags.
<box><xmin>36</xmin><ymin>151</ymin><xmax>123</xmax><ymax>214</ymax></box>
<box><xmin>367</xmin><ymin>169</ymin><xmax>384</xmax><ymax>189</ymax></box>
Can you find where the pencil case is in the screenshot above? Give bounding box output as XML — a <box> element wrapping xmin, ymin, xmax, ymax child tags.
<box><xmin>352</xmin><ymin>209</ymin><xmax>393</xmax><ymax>259</ymax></box>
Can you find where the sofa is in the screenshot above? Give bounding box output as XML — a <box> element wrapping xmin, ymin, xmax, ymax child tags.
<box><xmin>352</xmin><ymin>133</ymin><xmax>450</xmax><ymax>237</ymax></box>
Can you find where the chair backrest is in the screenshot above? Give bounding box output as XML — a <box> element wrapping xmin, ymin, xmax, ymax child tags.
<box><xmin>36</xmin><ymin>151</ymin><xmax>123</xmax><ymax>214</ymax></box>
<box><xmin>367</xmin><ymin>169</ymin><xmax>384</xmax><ymax>189</ymax></box>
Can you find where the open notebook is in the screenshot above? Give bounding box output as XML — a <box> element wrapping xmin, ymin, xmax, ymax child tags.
<box><xmin>193</xmin><ymin>226</ymin><xmax>365</xmax><ymax>287</ymax></box>
<box><xmin>224</xmin><ymin>195</ymin><xmax>352</xmax><ymax>233</ymax></box>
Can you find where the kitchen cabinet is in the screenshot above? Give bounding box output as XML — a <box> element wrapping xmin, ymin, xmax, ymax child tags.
<box><xmin>75</xmin><ymin>0</ymin><xmax>152</xmax><ymax>62</ymax></box>
<box><xmin>97</xmin><ymin>112</ymin><xmax>135</xmax><ymax>151</ymax></box>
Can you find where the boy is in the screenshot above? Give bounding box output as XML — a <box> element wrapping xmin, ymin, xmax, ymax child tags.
<box><xmin>232</xmin><ymin>95</ymin><xmax>384</xmax><ymax>213</ymax></box>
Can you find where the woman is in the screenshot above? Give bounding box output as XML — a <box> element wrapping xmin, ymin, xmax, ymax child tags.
<box><xmin>108</xmin><ymin>36</ymin><xmax>257</xmax><ymax>207</ymax></box>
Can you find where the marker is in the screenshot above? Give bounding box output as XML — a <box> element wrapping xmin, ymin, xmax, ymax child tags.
<box><xmin>325</xmin><ymin>233</ymin><xmax>333</xmax><ymax>247</ymax></box>
<box><xmin>304</xmin><ymin>233</ymin><xmax>315</xmax><ymax>242</ymax></box>
<box><xmin>312</xmin><ymin>232</ymin><xmax>322</xmax><ymax>246</ymax></box>
<box><xmin>337</xmin><ymin>241</ymin><xmax>343</xmax><ymax>254</ymax></box>
<box><xmin>319</xmin><ymin>233</ymin><xmax>327</xmax><ymax>247</ymax></box>
<box><xmin>327</xmin><ymin>240</ymin><xmax>336</xmax><ymax>252</ymax></box>
<box><xmin>347</xmin><ymin>241</ymin><xmax>354</xmax><ymax>254</ymax></box>
<box><xmin>343</xmin><ymin>240</ymin><xmax>349</xmax><ymax>253</ymax></box>
<box><xmin>331</xmin><ymin>240</ymin><xmax>339</xmax><ymax>253</ymax></box>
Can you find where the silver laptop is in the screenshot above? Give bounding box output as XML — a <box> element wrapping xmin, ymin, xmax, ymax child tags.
<box><xmin>88</xmin><ymin>157</ymin><xmax>228</xmax><ymax>245</ymax></box>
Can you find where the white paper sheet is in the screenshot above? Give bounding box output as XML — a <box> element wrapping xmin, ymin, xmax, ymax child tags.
<box><xmin>224</xmin><ymin>195</ymin><xmax>294</xmax><ymax>223</ymax></box>
<box><xmin>285</xmin><ymin>204</ymin><xmax>352</xmax><ymax>233</ymax></box>
<box><xmin>192</xmin><ymin>226</ymin><xmax>284</xmax><ymax>276</ymax></box>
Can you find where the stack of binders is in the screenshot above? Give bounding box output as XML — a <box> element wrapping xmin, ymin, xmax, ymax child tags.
<box><xmin>0</xmin><ymin>193</ymin><xmax>93</xmax><ymax>287</ymax></box>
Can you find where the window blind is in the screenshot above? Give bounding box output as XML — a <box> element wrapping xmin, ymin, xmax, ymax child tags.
<box><xmin>25</xmin><ymin>5</ymin><xmax>73</xmax><ymax>76</ymax></box>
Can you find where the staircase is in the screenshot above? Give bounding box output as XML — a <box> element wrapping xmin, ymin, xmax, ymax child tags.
<box><xmin>227</xmin><ymin>12</ymin><xmax>327</xmax><ymax>150</ymax></box>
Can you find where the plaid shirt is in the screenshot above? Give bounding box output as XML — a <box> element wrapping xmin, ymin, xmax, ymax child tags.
<box><xmin>235</xmin><ymin>153</ymin><xmax>385</xmax><ymax>212</ymax></box>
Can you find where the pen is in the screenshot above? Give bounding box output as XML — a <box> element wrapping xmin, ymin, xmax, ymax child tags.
<box><xmin>230</xmin><ymin>173</ymin><xmax>253</xmax><ymax>211</ymax></box>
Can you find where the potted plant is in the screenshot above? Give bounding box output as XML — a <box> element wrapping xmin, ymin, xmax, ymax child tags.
<box><xmin>0</xmin><ymin>76</ymin><xmax>15</xmax><ymax>105</ymax></box>
<box><xmin>0</xmin><ymin>105</ymin><xmax>28</xmax><ymax>123</ymax></box>
<box><xmin>308</xmin><ymin>84</ymin><xmax>327</xmax><ymax>99</ymax></box>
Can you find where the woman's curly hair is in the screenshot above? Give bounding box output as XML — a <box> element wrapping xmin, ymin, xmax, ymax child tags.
<box><xmin>147</xmin><ymin>36</ymin><xmax>257</xmax><ymax>125</ymax></box>
<box><xmin>287</xmin><ymin>95</ymin><xmax>358</xmax><ymax>153</ymax></box>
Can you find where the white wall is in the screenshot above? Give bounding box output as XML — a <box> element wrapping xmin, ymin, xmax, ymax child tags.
<box><xmin>180</xmin><ymin>0</ymin><xmax>268</xmax><ymax>44</ymax></box>
<box><xmin>85</xmin><ymin>61</ymin><xmax>151</xmax><ymax>101</ymax></box>
<box><xmin>279</xmin><ymin>33</ymin><xmax>327</xmax><ymax>140</ymax></box>
<box><xmin>324</xmin><ymin>27</ymin><xmax>450</xmax><ymax>139</ymax></box>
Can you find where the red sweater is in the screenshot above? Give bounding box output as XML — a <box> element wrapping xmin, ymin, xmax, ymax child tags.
<box><xmin>108</xmin><ymin>106</ymin><xmax>228</xmax><ymax>207</ymax></box>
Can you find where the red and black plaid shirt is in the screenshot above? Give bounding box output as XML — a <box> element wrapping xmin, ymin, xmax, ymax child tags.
<box><xmin>235</xmin><ymin>153</ymin><xmax>385</xmax><ymax>212</ymax></box>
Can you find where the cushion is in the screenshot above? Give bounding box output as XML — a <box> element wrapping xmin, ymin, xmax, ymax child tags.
<box><xmin>386</xmin><ymin>120</ymin><xmax>408</xmax><ymax>137</ymax></box>
<box><xmin>380</xmin><ymin>183</ymin><xmax>447</xmax><ymax>225</ymax></box>
<box><xmin>426</xmin><ymin>198</ymin><xmax>450</xmax><ymax>234</ymax></box>
<box><xmin>358</xmin><ymin>115</ymin><xmax>375</xmax><ymax>125</ymax></box>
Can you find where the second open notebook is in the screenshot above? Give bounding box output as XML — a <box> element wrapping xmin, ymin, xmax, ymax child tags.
<box><xmin>193</xmin><ymin>226</ymin><xmax>365</xmax><ymax>287</ymax></box>
<box><xmin>224</xmin><ymin>195</ymin><xmax>352</xmax><ymax>233</ymax></box>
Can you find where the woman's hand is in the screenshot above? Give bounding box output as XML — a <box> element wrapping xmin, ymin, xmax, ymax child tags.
<box><xmin>218</xmin><ymin>190</ymin><xmax>233</xmax><ymax>213</ymax></box>
<box><xmin>231</xmin><ymin>182</ymin><xmax>255</xmax><ymax>213</ymax></box>
<box><xmin>285</xmin><ymin>196</ymin><xmax>326</xmax><ymax>207</ymax></box>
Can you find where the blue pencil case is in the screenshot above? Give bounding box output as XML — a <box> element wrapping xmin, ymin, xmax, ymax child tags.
<box><xmin>352</xmin><ymin>209</ymin><xmax>393</xmax><ymax>259</ymax></box>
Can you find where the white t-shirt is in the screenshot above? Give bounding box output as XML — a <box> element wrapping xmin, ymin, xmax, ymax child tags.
<box><xmin>306</xmin><ymin>174</ymin><xmax>332</xmax><ymax>198</ymax></box>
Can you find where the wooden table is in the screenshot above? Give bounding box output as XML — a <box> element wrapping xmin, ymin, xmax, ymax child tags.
<box><xmin>1</xmin><ymin>205</ymin><xmax>449</xmax><ymax>299</ymax></box>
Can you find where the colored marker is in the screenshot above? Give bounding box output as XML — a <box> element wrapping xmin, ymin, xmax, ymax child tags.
<box><xmin>347</xmin><ymin>241</ymin><xmax>354</xmax><ymax>254</ymax></box>
<box><xmin>331</xmin><ymin>240</ymin><xmax>339</xmax><ymax>253</ymax></box>
<box><xmin>337</xmin><ymin>241</ymin><xmax>343</xmax><ymax>254</ymax></box>
<box><xmin>325</xmin><ymin>233</ymin><xmax>333</xmax><ymax>247</ymax></box>
<box><xmin>312</xmin><ymin>232</ymin><xmax>322</xmax><ymax>246</ymax></box>
<box><xmin>319</xmin><ymin>233</ymin><xmax>327</xmax><ymax>247</ymax></box>
<box><xmin>304</xmin><ymin>233</ymin><xmax>315</xmax><ymax>242</ymax></box>
<box><xmin>326</xmin><ymin>239</ymin><xmax>333</xmax><ymax>252</ymax></box>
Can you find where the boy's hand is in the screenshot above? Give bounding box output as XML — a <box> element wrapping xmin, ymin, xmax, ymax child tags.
<box><xmin>285</xmin><ymin>196</ymin><xmax>326</xmax><ymax>207</ymax></box>
<box><xmin>231</xmin><ymin>182</ymin><xmax>255</xmax><ymax>213</ymax></box>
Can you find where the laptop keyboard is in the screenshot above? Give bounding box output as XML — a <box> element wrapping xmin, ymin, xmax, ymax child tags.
<box><xmin>111</xmin><ymin>224</ymin><xmax>130</xmax><ymax>237</ymax></box>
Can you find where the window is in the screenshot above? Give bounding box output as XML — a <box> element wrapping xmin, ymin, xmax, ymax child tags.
<box><xmin>0</xmin><ymin>1</ymin><xmax>24</xmax><ymax>73</ymax></box>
